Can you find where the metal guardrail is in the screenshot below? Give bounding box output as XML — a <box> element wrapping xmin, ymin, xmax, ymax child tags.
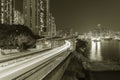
<box><xmin>0</xmin><ymin>38</ymin><xmax>68</xmax><ymax>63</ymax></box>
<box><xmin>0</xmin><ymin>48</ymin><xmax>50</xmax><ymax>63</ymax></box>
<box><xmin>14</xmin><ymin>51</ymin><xmax>70</xmax><ymax>80</ymax></box>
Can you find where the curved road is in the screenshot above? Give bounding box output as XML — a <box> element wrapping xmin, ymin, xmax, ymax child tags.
<box><xmin>0</xmin><ymin>40</ymin><xmax>71</xmax><ymax>80</ymax></box>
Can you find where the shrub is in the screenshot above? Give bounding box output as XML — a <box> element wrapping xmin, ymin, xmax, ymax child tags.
<box><xmin>0</xmin><ymin>24</ymin><xmax>36</xmax><ymax>51</ymax></box>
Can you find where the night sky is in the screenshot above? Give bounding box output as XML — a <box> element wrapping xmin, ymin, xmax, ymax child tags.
<box><xmin>15</xmin><ymin>0</ymin><xmax>23</xmax><ymax>13</ymax></box>
<box><xmin>50</xmin><ymin>0</ymin><xmax>120</xmax><ymax>33</ymax></box>
<box><xmin>14</xmin><ymin>0</ymin><xmax>120</xmax><ymax>33</ymax></box>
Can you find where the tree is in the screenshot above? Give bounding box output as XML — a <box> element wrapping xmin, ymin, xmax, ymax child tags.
<box><xmin>0</xmin><ymin>24</ymin><xmax>36</xmax><ymax>51</ymax></box>
<box><xmin>14</xmin><ymin>10</ymin><xmax>24</xmax><ymax>25</ymax></box>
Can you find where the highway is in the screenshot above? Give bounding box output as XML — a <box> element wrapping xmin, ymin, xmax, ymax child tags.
<box><xmin>0</xmin><ymin>40</ymin><xmax>71</xmax><ymax>80</ymax></box>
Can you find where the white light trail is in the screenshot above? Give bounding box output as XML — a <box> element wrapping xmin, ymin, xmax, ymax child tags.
<box><xmin>0</xmin><ymin>40</ymin><xmax>71</xmax><ymax>80</ymax></box>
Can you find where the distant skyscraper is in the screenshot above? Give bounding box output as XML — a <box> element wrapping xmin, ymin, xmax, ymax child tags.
<box><xmin>23</xmin><ymin>0</ymin><xmax>50</xmax><ymax>36</ymax></box>
<box><xmin>49</xmin><ymin>14</ymin><xmax>56</xmax><ymax>37</ymax></box>
<box><xmin>0</xmin><ymin>0</ymin><xmax>15</xmax><ymax>25</ymax></box>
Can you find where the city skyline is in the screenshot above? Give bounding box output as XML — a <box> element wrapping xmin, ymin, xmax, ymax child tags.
<box><xmin>1</xmin><ymin>0</ymin><xmax>120</xmax><ymax>34</ymax></box>
<box><xmin>50</xmin><ymin>0</ymin><xmax>120</xmax><ymax>33</ymax></box>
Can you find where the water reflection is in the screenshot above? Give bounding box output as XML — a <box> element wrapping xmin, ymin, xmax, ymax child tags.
<box><xmin>90</xmin><ymin>41</ymin><xmax>102</xmax><ymax>61</ymax></box>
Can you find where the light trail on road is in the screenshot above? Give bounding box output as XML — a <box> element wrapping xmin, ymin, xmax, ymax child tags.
<box><xmin>0</xmin><ymin>40</ymin><xmax>71</xmax><ymax>80</ymax></box>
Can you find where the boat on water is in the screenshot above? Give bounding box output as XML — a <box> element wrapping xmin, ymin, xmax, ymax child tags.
<box><xmin>93</xmin><ymin>39</ymin><xmax>101</xmax><ymax>42</ymax></box>
<box><xmin>91</xmin><ymin>37</ymin><xmax>101</xmax><ymax>42</ymax></box>
<box><xmin>114</xmin><ymin>36</ymin><xmax>120</xmax><ymax>41</ymax></box>
<box><xmin>104</xmin><ymin>36</ymin><xmax>112</xmax><ymax>41</ymax></box>
<box><xmin>115</xmin><ymin>38</ymin><xmax>120</xmax><ymax>41</ymax></box>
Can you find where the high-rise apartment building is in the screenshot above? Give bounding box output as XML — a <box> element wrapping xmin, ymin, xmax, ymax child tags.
<box><xmin>23</xmin><ymin>0</ymin><xmax>50</xmax><ymax>36</ymax></box>
<box><xmin>0</xmin><ymin>0</ymin><xmax>51</xmax><ymax>36</ymax></box>
<box><xmin>49</xmin><ymin>14</ymin><xmax>56</xmax><ymax>37</ymax></box>
<box><xmin>0</xmin><ymin>0</ymin><xmax>15</xmax><ymax>25</ymax></box>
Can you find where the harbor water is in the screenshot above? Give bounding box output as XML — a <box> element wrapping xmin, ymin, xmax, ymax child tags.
<box><xmin>85</xmin><ymin>40</ymin><xmax>120</xmax><ymax>80</ymax></box>
<box><xmin>88</xmin><ymin>40</ymin><xmax>120</xmax><ymax>63</ymax></box>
